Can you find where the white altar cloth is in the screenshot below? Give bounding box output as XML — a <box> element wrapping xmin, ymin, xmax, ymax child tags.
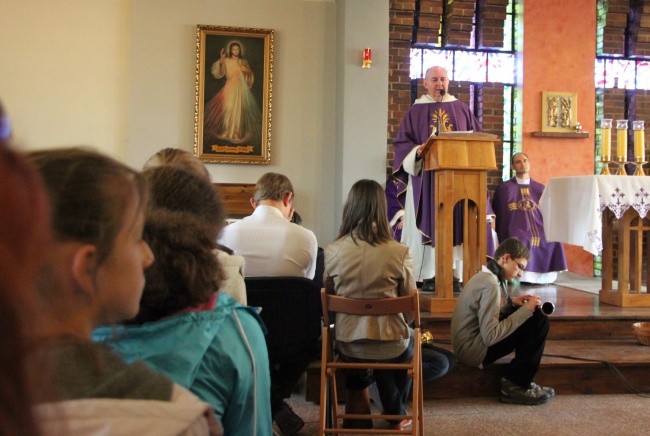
<box><xmin>539</xmin><ymin>175</ymin><xmax>650</xmax><ymax>255</ymax></box>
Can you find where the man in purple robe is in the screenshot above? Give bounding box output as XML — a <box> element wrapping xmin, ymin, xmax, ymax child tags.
<box><xmin>492</xmin><ymin>152</ymin><xmax>567</xmax><ymax>284</ymax></box>
<box><xmin>388</xmin><ymin>66</ymin><xmax>483</xmax><ymax>288</ymax></box>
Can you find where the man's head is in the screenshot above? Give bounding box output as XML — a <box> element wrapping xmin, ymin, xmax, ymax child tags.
<box><xmin>494</xmin><ymin>237</ymin><xmax>530</xmax><ymax>282</ymax></box>
<box><xmin>423</xmin><ymin>66</ymin><xmax>449</xmax><ymax>102</ymax></box>
<box><xmin>511</xmin><ymin>152</ymin><xmax>530</xmax><ymax>179</ymax></box>
<box><xmin>251</xmin><ymin>172</ymin><xmax>294</xmax><ymax>219</ymax></box>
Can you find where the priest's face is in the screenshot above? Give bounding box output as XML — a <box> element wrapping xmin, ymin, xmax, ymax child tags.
<box><xmin>423</xmin><ymin>66</ymin><xmax>449</xmax><ymax>101</ymax></box>
<box><xmin>512</xmin><ymin>153</ymin><xmax>530</xmax><ymax>178</ymax></box>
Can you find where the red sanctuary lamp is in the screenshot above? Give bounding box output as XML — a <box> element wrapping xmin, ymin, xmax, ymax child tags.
<box><xmin>362</xmin><ymin>48</ymin><xmax>372</xmax><ymax>68</ymax></box>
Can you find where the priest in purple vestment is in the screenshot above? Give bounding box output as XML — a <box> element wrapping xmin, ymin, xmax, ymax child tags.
<box><xmin>492</xmin><ymin>152</ymin><xmax>567</xmax><ymax>284</ymax></box>
<box><xmin>388</xmin><ymin>66</ymin><xmax>483</xmax><ymax>283</ymax></box>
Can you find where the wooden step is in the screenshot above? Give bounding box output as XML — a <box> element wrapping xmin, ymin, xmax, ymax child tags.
<box><xmin>304</xmin><ymin>339</ymin><xmax>650</xmax><ymax>402</ymax></box>
<box><xmin>427</xmin><ymin>339</ymin><xmax>650</xmax><ymax>399</ymax></box>
<box><xmin>422</xmin><ymin>315</ymin><xmax>640</xmax><ymax>341</ymax></box>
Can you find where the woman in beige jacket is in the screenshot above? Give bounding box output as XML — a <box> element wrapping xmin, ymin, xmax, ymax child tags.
<box><xmin>324</xmin><ymin>179</ymin><xmax>416</xmax><ymax>431</ymax></box>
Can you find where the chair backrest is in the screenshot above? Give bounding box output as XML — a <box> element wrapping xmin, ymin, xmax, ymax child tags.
<box><xmin>321</xmin><ymin>290</ymin><xmax>420</xmax><ymax>327</ymax></box>
<box><xmin>245</xmin><ymin>276</ymin><xmax>322</xmax><ymax>362</ymax></box>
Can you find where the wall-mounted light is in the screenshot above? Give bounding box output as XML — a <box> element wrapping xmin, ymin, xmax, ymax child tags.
<box><xmin>362</xmin><ymin>48</ymin><xmax>372</xmax><ymax>68</ymax></box>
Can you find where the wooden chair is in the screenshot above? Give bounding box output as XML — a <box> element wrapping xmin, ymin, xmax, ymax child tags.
<box><xmin>318</xmin><ymin>290</ymin><xmax>424</xmax><ymax>435</ymax></box>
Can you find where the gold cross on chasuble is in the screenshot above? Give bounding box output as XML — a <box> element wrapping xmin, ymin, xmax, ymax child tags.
<box><xmin>507</xmin><ymin>187</ymin><xmax>542</xmax><ymax>247</ymax></box>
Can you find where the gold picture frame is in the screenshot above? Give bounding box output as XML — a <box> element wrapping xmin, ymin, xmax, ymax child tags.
<box><xmin>194</xmin><ymin>25</ymin><xmax>273</xmax><ymax>164</ymax></box>
<box><xmin>541</xmin><ymin>91</ymin><xmax>577</xmax><ymax>133</ymax></box>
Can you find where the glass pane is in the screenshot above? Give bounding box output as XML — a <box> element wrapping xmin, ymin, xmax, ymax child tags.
<box><xmin>595</xmin><ymin>59</ymin><xmax>605</xmax><ymax>88</ymax></box>
<box><xmin>454</xmin><ymin>51</ymin><xmax>487</xmax><ymax>82</ymax></box>
<box><xmin>603</xmin><ymin>59</ymin><xmax>636</xmax><ymax>89</ymax></box>
<box><xmin>488</xmin><ymin>53</ymin><xmax>515</xmax><ymax>83</ymax></box>
<box><xmin>636</xmin><ymin>60</ymin><xmax>650</xmax><ymax>90</ymax></box>
<box><xmin>409</xmin><ymin>49</ymin><xmax>423</xmax><ymax>80</ymax></box>
<box><xmin>421</xmin><ymin>49</ymin><xmax>454</xmax><ymax>78</ymax></box>
<box><xmin>503</xmin><ymin>13</ymin><xmax>513</xmax><ymax>52</ymax></box>
<box><xmin>503</xmin><ymin>85</ymin><xmax>512</xmax><ymax>141</ymax></box>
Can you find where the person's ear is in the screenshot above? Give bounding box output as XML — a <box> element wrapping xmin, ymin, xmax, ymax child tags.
<box><xmin>71</xmin><ymin>244</ymin><xmax>98</xmax><ymax>296</ymax></box>
<box><xmin>250</xmin><ymin>197</ymin><xmax>257</xmax><ymax>209</ymax></box>
<box><xmin>283</xmin><ymin>192</ymin><xmax>293</xmax><ymax>207</ymax></box>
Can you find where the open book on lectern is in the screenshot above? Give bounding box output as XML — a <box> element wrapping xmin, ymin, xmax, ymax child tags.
<box><xmin>419</xmin><ymin>131</ymin><xmax>499</xmax><ymax>158</ymax></box>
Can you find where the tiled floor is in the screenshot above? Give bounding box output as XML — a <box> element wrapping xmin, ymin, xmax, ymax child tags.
<box><xmin>289</xmin><ymin>391</ymin><xmax>650</xmax><ymax>435</ymax></box>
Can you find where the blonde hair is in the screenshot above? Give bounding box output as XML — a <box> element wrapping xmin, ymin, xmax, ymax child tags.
<box><xmin>143</xmin><ymin>148</ymin><xmax>211</xmax><ymax>182</ymax></box>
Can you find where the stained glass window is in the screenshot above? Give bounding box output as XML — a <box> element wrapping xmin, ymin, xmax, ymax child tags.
<box><xmin>636</xmin><ymin>60</ymin><xmax>650</xmax><ymax>90</ymax></box>
<box><xmin>453</xmin><ymin>52</ymin><xmax>487</xmax><ymax>82</ymax></box>
<box><xmin>595</xmin><ymin>58</ymin><xmax>636</xmax><ymax>89</ymax></box>
<box><xmin>421</xmin><ymin>49</ymin><xmax>454</xmax><ymax>78</ymax></box>
<box><xmin>409</xmin><ymin>49</ymin><xmax>423</xmax><ymax>79</ymax></box>
<box><xmin>488</xmin><ymin>53</ymin><xmax>515</xmax><ymax>83</ymax></box>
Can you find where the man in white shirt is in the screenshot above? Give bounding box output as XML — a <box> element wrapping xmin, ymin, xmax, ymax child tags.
<box><xmin>218</xmin><ymin>172</ymin><xmax>318</xmax><ymax>436</ymax></box>
<box><xmin>219</xmin><ymin>172</ymin><xmax>318</xmax><ymax>279</ymax></box>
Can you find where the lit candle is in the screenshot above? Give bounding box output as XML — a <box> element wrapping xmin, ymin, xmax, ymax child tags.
<box><xmin>616</xmin><ymin>120</ymin><xmax>628</xmax><ymax>160</ymax></box>
<box><xmin>601</xmin><ymin>119</ymin><xmax>612</xmax><ymax>159</ymax></box>
<box><xmin>633</xmin><ymin>120</ymin><xmax>645</xmax><ymax>160</ymax></box>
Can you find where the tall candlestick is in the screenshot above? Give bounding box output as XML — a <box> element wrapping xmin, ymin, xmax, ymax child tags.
<box><xmin>633</xmin><ymin>120</ymin><xmax>645</xmax><ymax>160</ymax></box>
<box><xmin>616</xmin><ymin>119</ymin><xmax>628</xmax><ymax>160</ymax></box>
<box><xmin>601</xmin><ymin>119</ymin><xmax>612</xmax><ymax>158</ymax></box>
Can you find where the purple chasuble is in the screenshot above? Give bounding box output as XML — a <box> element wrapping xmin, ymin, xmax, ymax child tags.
<box><xmin>390</xmin><ymin>100</ymin><xmax>482</xmax><ymax>246</ymax></box>
<box><xmin>385</xmin><ymin>177</ymin><xmax>404</xmax><ymax>241</ymax></box>
<box><xmin>492</xmin><ymin>178</ymin><xmax>568</xmax><ymax>273</ymax></box>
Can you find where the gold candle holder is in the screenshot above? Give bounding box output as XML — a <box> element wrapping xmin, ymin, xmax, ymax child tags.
<box><xmin>600</xmin><ymin>156</ymin><xmax>612</xmax><ymax>175</ymax></box>
<box><xmin>634</xmin><ymin>157</ymin><xmax>646</xmax><ymax>176</ymax></box>
<box><xmin>615</xmin><ymin>156</ymin><xmax>629</xmax><ymax>176</ymax></box>
<box><xmin>600</xmin><ymin>119</ymin><xmax>613</xmax><ymax>175</ymax></box>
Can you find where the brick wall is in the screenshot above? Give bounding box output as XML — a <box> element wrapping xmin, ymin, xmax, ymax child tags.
<box><xmin>599</xmin><ymin>0</ymin><xmax>628</xmax><ymax>55</ymax></box>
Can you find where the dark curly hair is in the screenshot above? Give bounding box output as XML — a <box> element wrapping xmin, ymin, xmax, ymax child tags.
<box><xmin>128</xmin><ymin>166</ymin><xmax>227</xmax><ymax>324</ymax></box>
<box><xmin>128</xmin><ymin>209</ymin><xmax>224</xmax><ymax>324</ymax></box>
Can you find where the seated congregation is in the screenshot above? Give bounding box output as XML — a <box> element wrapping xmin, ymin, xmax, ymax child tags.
<box><xmin>2</xmin><ymin>135</ymin><xmax>555</xmax><ymax>435</ymax></box>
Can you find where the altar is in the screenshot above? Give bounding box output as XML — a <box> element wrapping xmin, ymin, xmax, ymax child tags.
<box><xmin>539</xmin><ymin>175</ymin><xmax>650</xmax><ymax>307</ymax></box>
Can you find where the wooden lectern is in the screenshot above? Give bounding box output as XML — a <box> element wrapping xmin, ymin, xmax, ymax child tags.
<box><xmin>422</xmin><ymin>132</ymin><xmax>498</xmax><ymax>312</ymax></box>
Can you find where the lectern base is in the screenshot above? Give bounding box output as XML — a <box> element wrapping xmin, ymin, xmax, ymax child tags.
<box><xmin>599</xmin><ymin>290</ymin><xmax>650</xmax><ymax>307</ymax></box>
<box><xmin>427</xmin><ymin>297</ymin><xmax>458</xmax><ymax>313</ymax></box>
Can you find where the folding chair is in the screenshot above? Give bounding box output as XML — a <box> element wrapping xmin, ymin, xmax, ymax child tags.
<box><xmin>318</xmin><ymin>290</ymin><xmax>424</xmax><ymax>435</ymax></box>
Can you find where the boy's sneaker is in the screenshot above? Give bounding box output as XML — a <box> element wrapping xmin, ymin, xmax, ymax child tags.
<box><xmin>499</xmin><ymin>377</ymin><xmax>551</xmax><ymax>405</ymax></box>
<box><xmin>530</xmin><ymin>381</ymin><xmax>555</xmax><ymax>398</ymax></box>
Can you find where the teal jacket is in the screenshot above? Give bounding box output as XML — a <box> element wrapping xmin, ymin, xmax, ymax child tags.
<box><xmin>93</xmin><ymin>293</ymin><xmax>272</xmax><ymax>436</ymax></box>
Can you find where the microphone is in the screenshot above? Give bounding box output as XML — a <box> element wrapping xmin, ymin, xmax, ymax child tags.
<box><xmin>440</xmin><ymin>89</ymin><xmax>446</xmax><ymax>97</ymax></box>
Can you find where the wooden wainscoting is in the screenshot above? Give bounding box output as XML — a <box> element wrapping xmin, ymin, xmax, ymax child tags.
<box><xmin>214</xmin><ymin>183</ymin><xmax>255</xmax><ymax>218</ymax></box>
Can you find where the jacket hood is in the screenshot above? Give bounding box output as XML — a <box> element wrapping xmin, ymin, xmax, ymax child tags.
<box><xmin>93</xmin><ymin>293</ymin><xmax>262</xmax><ymax>388</ymax></box>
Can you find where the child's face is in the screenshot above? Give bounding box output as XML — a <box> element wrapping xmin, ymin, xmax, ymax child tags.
<box><xmin>95</xmin><ymin>200</ymin><xmax>154</xmax><ymax>324</ymax></box>
<box><xmin>501</xmin><ymin>254</ymin><xmax>527</xmax><ymax>282</ymax></box>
